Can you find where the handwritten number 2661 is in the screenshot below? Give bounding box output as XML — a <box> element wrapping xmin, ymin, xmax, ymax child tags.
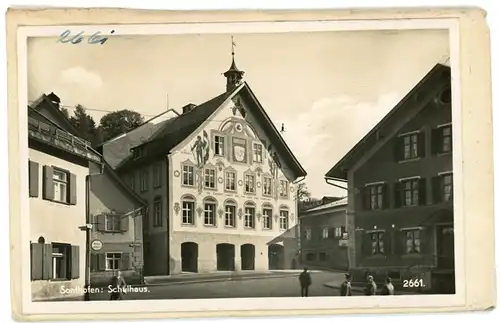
<box><xmin>57</xmin><ymin>30</ymin><xmax>115</xmax><ymax>45</ymax></box>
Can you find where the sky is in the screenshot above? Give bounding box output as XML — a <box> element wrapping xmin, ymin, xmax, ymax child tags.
<box><xmin>27</xmin><ymin>29</ymin><xmax>449</xmax><ymax>198</ymax></box>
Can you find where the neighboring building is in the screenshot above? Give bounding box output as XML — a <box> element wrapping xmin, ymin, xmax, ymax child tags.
<box><xmin>325</xmin><ymin>62</ymin><xmax>454</xmax><ymax>293</ymax></box>
<box><xmin>28</xmin><ymin>105</ymin><xmax>103</xmax><ymax>300</ymax></box>
<box><xmin>89</xmin><ymin>161</ymin><xmax>147</xmax><ymax>285</ymax></box>
<box><xmin>299</xmin><ymin>197</ymin><xmax>349</xmax><ymax>271</ymax></box>
<box><xmin>102</xmin><ymin>50</ymin><xmax>307</xmax><ymax>275</ymax></box>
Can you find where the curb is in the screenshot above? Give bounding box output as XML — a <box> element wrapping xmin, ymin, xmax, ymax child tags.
<box><xmin>143</xmin><ymin>273</ymin><xmax>298</xmax><ymax>287</ymax></box>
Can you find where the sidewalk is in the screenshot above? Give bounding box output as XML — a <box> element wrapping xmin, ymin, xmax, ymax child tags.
<box><xmin>144</xmin><ymin>270</ymin><xmax>301</xmax><ymax>286</ymax></box>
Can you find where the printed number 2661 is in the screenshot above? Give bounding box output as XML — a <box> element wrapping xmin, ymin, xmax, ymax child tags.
<box><xmin>403</xmin><ymin>279</ymin><xmax>425</xmax><ymax>288</ymax></box>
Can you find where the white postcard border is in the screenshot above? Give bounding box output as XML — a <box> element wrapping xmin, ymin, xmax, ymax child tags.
<box><xmin>17</xmin><ymin>18</ymin><xmax>464</xmax><ymax>315</ymax></box>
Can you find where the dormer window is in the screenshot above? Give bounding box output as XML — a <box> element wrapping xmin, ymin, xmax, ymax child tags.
<box><xmin>133</xmin><ymin>146</ymin><xmax>145</xmax><ymax>159</ymax></box>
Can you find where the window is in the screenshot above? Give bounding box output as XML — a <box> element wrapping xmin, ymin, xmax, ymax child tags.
<box><xmin>432</xmin><ymin>125</ymin><xmax>453</xmax><ymax>154</ymax></box>
<box><xmin>244</xmin><ymin>205</ymin><xmax>255</xmax><ymax>229</ymax></box>
<box><xmin>225</xmin><ymin>171</ymin><xmax>236</xmax><ymax>191</ymax></box>
<box><xmin>204</xmin><ymin>199</ymin><xmax>216</xmax><ymax>226</ymax></box>
<box><xmin>263</xmin><ymin>177</ymin><xmax>272</xmax><ymax>196</ymax></box>
<box><xmin>395</xmin><ymin>132</ymin><xmax>425</xmax><ymax>161</ymax></box>
<box><xmin>441</xmin><ymin>126</ymin><xmax>452</xmax><ymax>153</ymax></box>
<box><xmin>204</xmin><ymin>168</ymin><xmax>216</xmax><ymax>189</ymax></box>
<box><xmin>214</xmin><ymin>135</ymin><xmax>225</xmax><ymax>156</ymax></box>
<box><xmin>153</xmin><ymin>164</ymin><xmax>161</xmax><ymax>188</ymax></box>
<box><xmin>370</xmin><ymin>232</ymin><xmax>385</xmax><ymax>255</ymax></box>
<box><xmin>245</xmin><ymin>174</ymin><xmax>255</xmax><ymax>194</ymax></box>
<box><xmin>319</xmin><ymin>252</ymin><xmax>327</xmax><ymax>261</ymax></box>
<box><xmin>433</xmin><ymin>173</ymin><xmax>453</xmax><ymax>203</ymax></box>
<box><xmin>128</xmin><ymin>174</ymin><xmax>135</xmax><ymax>191</ymax></box>
<box><xmin>52</xmin><ymin>169</ymin><xmax>68</xmax><ymax>203</ymax></box>
<box><xmin>279</xmin><ymin>209</ymin><xmax>289</xmax><ymax>230</ymax></box>
<box><xmin>306</xmin><ymin>253</ymin><xmax>315</xmax><ymax>261</ymax></box>
<box><xmin>405</xmin><ymin>230</ymin><xmax>421</xmax><ymax>254</ymax></box>
<box><xmin>322</xmin><ymin>227</ymin><xmax>329</xmax><ymax>239</ymax></box>
<box><xmin>305</xmin><ymin>229</ymin><xmax>312</xmax><ymax>241</ymax></box>
<box><xmin>182</xmin><ymin>165</ymin><xmax>195</xmax><ymax>186</ymax></box>
<box><xmin>334</xmin><ymin>227</ymin><xmax>343</xmax><ymax>238</ymax></box>
<box><xmin>224</xmin><ymin>202</ymin><xmax>236</xmax><ymax>227</ymax></box>
<box><xmin>52</xmin><ymin>244</ymin><xmax>70</xmax><ymax>279</ymax></box>
<box><xmin>402</xmin><ymin>178</ymin><xmax>420</xmax><ymax>207</ymax></box>
<box><xmin>153</xmin><ymin>197</ymin><xmax>162</xmax><ymax>227</ymax></box>
<box><xmin>105</xmin><ymin>214</ymin><xmax>121</xmax><ymax>232</ymax></box>
<box><xmin>262</xmin><ymin>207</ymin><xmax>272</xmax><ymax>229</ymax></box>
<box><xmin>253</xmin><ymin>143</ymin><xmax>263</xmax><ymax>163</ymax></box>
<box><xmin>140</xmin><ymin>170</ymin><xmax>148</xmax><ymax>192</ymax></box>
<box><xmin>369</xmin><ymin>184</ymin><xmax>384</xmax><ymax>210</ymax></box>
<box><xmin>182</xmin><ymin>197</ymin><xmax>195</xmax><ymax>225</ymax></box>
<box><xmin>279</xmin><ymin>180</ymin><xmax>288</xmax><ymax>198</ymax></box>
<box><xmin>106</xmin><ymin>253</ymin><xmax>122</xmax><ymax>271</ymax></box>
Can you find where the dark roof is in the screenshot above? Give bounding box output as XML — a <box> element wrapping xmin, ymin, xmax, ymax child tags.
<box><xmin>325</xmin><ymin>63</ymin><xmax>451</xmax><ymax>180</ymax></box>
<box><xmin>31</xmin><ymin>93</ymin><xmax>82</xmax><ymax>137</ymax></box>
<box><xmin>116</xmin><ymin>90</ymin><xmax>234</xmax><ymax>171</ymax></box>
<box><xmin>116</xmin><ymin>83</ymin><xmax>307</xmax><ymax>180</ymax></box>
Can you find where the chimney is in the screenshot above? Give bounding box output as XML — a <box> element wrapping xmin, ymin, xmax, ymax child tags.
<box><xmin>181</xmin><ymin>103</ymin><xmax>197</xmax><ymax>114</ymax></box>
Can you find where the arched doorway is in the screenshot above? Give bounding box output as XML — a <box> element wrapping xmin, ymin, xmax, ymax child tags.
<box><xmin>268</xmin><ymin>244</ymin><xmax>285</xmax><ymax>270</ymax></box>
<box><xmin>241</xmin><ymin>244</ymin><xmax>255</xmax><ymax>270</ymax></box>
<box><xmin>181</xmin><ymin>242</ymin><xmax>199</xmax><ymax>273</ymax></box>
<box><xmin>216</xmin><ymin>243</ymin><xmax>235</xmax><ymax>271</ymax></box>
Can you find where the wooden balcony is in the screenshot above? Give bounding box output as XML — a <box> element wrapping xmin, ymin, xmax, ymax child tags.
<box><xmin>28</xmin><ymin>116</ymin><xmax>102</xmax><ymax>163</ymax></box>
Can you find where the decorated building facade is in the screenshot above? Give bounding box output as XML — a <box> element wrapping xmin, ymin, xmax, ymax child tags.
<box><xmin>105</xmin><ymin>48</ymin><xmax>307</xmax><ymax>275</ymax></box>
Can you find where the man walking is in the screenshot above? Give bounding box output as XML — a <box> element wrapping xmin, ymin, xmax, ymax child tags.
<box><xmin>109</xmin><ymin>270</ymin><xmax>127</xmax><ymax>300</ymax></box>
<box><xmin>364</xmin><ymin>275</ymin><xmax>377</xmax><ymax>296</ymax></box>
<box><xmin>298</xmin><ymin>268</ymin><xmax>312</xmax><ymax>297</ymax></box>
<box><xmin>381</xmin><ymin>277</ymin><xmax>395</xmax><ymax>295</ymax></box>
<box><xmin>340</xmin><ymin>273</ymin><xmax>352</xmax><ymax>296</ymax></box>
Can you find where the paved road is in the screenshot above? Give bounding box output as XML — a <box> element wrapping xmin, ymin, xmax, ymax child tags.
<box><xmin>88</xmin><ymin>271</ymin><xmax>349</xmax><ymax>300</ymax></box>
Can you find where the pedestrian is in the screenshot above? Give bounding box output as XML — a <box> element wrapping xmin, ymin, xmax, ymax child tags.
<box><xmin>109</xmin><ymin>270</ymin><xmax>128</xmax><ymax>300</ymax></box>
<box><xmin>363</xmin><ymin>275</ymin><xmax>377</xmax><ymax>296</ymax></box>
<box><xmin>298</xmin><ymin>267</ymin><xmax>312</xmax><ymax>297</ymax></box>
<box><xmin>381</xmin><ymin>277</ymin><xmax>395</xmax><ymax>295</ymax></box>
<box><xmin>340</xmin><ymin>273</ymin><xmax>352</xmax><ymax>296</ymax></box>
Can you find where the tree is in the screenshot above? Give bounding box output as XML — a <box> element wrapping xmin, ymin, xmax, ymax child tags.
<box><xmin>98</xmin><ymin>109</ymin><xmax>144</xmax><ymax>142</ymax></box>
<box><xmin>65</xmin><ymin>105</ymin><xmax>101</xmax><ymax>146</ymax></box>
<box><xmin>295</xmin><ymin>182</ymin><xmax>312</xmax><ymax>202</ymax></box>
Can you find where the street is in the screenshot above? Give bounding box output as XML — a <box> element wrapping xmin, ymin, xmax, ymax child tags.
<box><xmin>87</xmin><ymin>271</ymin><xmax>349</xmax><ymax>300</ymax></box>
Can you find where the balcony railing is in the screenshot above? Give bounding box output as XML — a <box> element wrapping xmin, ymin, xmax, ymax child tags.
<box><xmin>28</xmin><ymin>116</ymin><xmax>102</xmax><ymax>163</ymax></box>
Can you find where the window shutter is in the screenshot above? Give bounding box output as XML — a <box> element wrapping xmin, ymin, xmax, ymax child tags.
<box><xmin>448</xmin><ymin>126</ymin><xmax>453</xmax><ymax>153</ymax></box>
<box><xmin>418</xmin><ymin>229</ymin><xmax>427</xmax><ymax>254</ymax></box>
<box><xmin>42</xmin><ymin>166</ymin><xmax>54</xmax><ymax>201</ymax></box>
<box><xmin>96</xmin><ymin>214</ymin><xmax>105</xmax><ymax>232</ymax></box>
<box><xmin>30</xmin><ymin>242</ymin><xmax>44</xmax><ymax>280</ymax></box>
<box><xmin>418</xmin><ymin>178</ymin><xmax>427</xmax><ymax>206</ymax></box>
<box><xmin>121</xmin><ymin>253</ymin><xmax>130</xmax><ymax>270</ymax></box>
<box><xmin>382</xmin><ymin>183</ymin><xmax>389</xmax><ymax>209</ymax></box>
<box><xmin>69</xmin><ymin>173</ymin><xmax>77</xmax><ymax>205</ymax></box>
<box><xmin>71</xmin><ymin>245</ymin><xmax>80</xmax><ymax>279</ymax></box>
<box><xmin>395</xmin><ymin>230</ymin><xmax>406</xmax><ymax>255</ymax></box>
<box><xmin>431</xmin><ymin>128</ymin><xmax>442</xmax><ymax>155</ymax></box>
<box><xmin>362</xmin><ymin>187</ymin><xmax>370</xmax><ymax>210</ymax></box>
<box><xmin>432</xmin><ymin>176</ymin><xmax>443</xmax><ymax>204</ymax></box>
<box><xmin>417</xmin><ymin>132</ymin><xmax>426</xmax><ymax>157</ymax></box>
<box><xmin>28</xmin><ymin>161</ymin><xmax>39</xmax><ymax>197</ymax></box>
<box><xmin>361</xmin><ymin>233</ymin><xmax>372</xmax><ymax>256</ymax></box>
<box><xmin>393</xmin><ymin>137</ymin><xmax>403</xmax><ymax>162</ymax></box>
<box><xmin>97</xmin><ymin>253</ymin><xmax>106</xmax><ymax>271</ymax></box>
<box><xmin>121</xmin><ymin>215</ymin><xmax>129</xmax><ymax>232</ymax></box>
<box><xmin>383</xmin><ymin>231</ymin><xmax>391</xmax><ymax>254</ymax></box>
<box><xmin>393</xmin><ymin>182</ymin><xmax>402</xmax><ymax>208</ymax></box>
<box><xmin>90</xmin><ymin>253</ymin><xmax>98</xmax><ymax>272</ymax></box>
<box><xmin>42</xmin><ymin>243</ymin><xmax>53</xmax><ymax>280</ymax></box>
<box><xmin>328</xmin><ymin>227</ymin><xmax>335</xmax><ymax>239</ymax></box>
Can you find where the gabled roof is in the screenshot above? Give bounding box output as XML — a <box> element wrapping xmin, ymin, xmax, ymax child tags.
<box><xmin>305</xmin><ymin>197</ymin><xmax>348</xmax><ymax>213</ymax></box>
<box><xmin>117</xmin><ymin>83</ymin><xmax>307</xmax><ymax>180</ymax></box>
<box><xmin>325</xmin><ymin>62</ymin><xmax>451</xmax><ymax>180</ymax></box>
<box><xmin>29</xmin><ymin>94</ymin><xmax>146</xmax><ymax>207</ymax></box>
<box><xmin>30</xmin><ymin>93</ymin><xmax>82</xmax><ymax>137</ymax></box>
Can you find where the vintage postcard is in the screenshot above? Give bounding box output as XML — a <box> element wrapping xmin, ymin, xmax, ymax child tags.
<box><xmin>6</xmin><ymin>7</ymin><xmax>496</xmax><ymax>321</ymax></box>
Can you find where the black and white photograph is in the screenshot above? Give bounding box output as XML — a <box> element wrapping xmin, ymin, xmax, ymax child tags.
<box><xmin>7</xmin><ymin>7</ymin><xmax>495</xmax><ymax>319</ymax></box>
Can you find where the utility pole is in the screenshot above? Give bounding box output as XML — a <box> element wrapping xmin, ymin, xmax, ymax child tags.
<box><xmin>82</xmin><ymin>175</ymin><xmax>92</xmax><ymax>301</ymax></box>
